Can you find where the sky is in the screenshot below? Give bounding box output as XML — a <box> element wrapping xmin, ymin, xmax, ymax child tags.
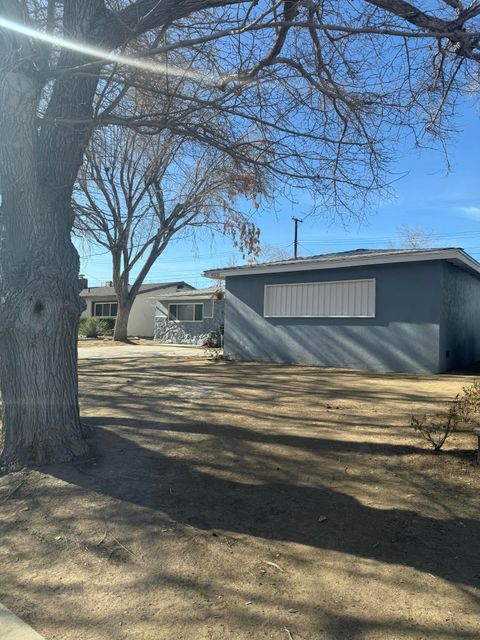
<box><xmin>78</xmin><ymin>97</ymin><xmax>480</xmax><ymax>290</ymax></box>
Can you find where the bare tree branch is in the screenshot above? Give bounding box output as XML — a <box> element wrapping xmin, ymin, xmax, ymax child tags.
<box><xmin>73</xmin><ymin>125</ymin><xmax>263</xmax><ymax>340</ymax></box>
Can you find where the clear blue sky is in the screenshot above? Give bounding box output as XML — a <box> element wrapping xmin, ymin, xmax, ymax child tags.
<box><xmin>79</xmin><ymin>98</ymin><xmax>480</xmax><ymax>289</ymax></box>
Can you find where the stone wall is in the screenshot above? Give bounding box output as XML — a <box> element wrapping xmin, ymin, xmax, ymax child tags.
<box><xmin>154</xmin><ymin>299</ymin><xmax>224</xmax><ymax>345</ymax></box>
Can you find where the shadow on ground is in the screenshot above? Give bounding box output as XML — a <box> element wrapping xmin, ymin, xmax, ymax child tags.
<box><xmin>2</xmin><ymin>357</ymin><xmax>480</xmax><ymax>640</ymax></box>
<box><xmin>47</xmin><ymin>421</ymin><xmax>480</xmax><ymax>591</ymax></box>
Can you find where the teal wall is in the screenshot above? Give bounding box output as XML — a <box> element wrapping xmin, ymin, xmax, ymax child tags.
<box><xmin>440</xmin><ymin>262</ymin><xmax>480</xmax><ymax>371</ymax></box>
<box><xmin>224</xmin><ymin>261</ymin><xmax>449</xmax><ymax>372</ymax></box>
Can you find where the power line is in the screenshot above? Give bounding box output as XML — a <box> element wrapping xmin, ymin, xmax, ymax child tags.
<box><xmin>298</xmin><ymin>230</ymin><xmax>480</xmax><ymax>246</ymax></box>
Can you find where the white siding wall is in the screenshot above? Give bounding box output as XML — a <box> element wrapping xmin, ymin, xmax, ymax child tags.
<box><xmin>264</xmin><ymin>279</ymin><xmax>375</xmax><ymax>318</ymax></box>
<box><xmin>80</xmin><ymin>296</ymin><xmax>116</xmax><ymax>319</ymax></box>
<box><xmin>81</xmin><ymin>285</ymin><xmax>192</xmax><ymax>337</ymax></box>
<box><xmin>127</xmin><ymin>295</ymin><xmax>158</xmax><ymax>337</ymax></box>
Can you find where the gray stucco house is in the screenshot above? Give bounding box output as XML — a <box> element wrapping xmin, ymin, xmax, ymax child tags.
<box><xmin>204</xmin><ymin>248</ymin><xmax>480</xmax><ymax>373</ymax></box>
<box><xmin>153</xmin><ymin>286</ymin><xmax>224</xmax><ymax>346</ymax></box>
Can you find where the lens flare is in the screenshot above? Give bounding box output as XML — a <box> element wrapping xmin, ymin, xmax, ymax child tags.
<box><xmin>0</xmin><ymin>15</ymin><xmax>216</xmax><ymax>84</ymax></box>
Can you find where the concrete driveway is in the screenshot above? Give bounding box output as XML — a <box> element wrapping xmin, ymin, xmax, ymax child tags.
<box><xmin>0</xmin><ymin>603</ymin><xmax>45</xmax><ymax>640</ymax></box>
<box><xmin>78</xmin><ymin>342</ymin><xmax>209</xmax><ymax>360</ymax></box>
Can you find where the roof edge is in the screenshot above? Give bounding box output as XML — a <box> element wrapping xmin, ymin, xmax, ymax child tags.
<box><xmin>138</xmin><ymin>281</ymin><xmax>191</xmax><ymax>295</ymax></box>
<box><xmin>80</xmin><ymin>281</ymin><xmax>191</xmax><ymax>296</ymax></box>
<box><xmin>203</xmin><ymin>249</ymin><xmax>480</xmax><ymax>279</ymax></box>
<box><xmin>151</xmin><ymin>286</ymin><xmax>223</xmax><ymax>301</ymax></box>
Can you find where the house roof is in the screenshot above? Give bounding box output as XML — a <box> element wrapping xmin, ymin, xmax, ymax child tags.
<box><xmin>204</xmin><ymin>248</ymin><xmax>480</xmax><ymax>279</ymax></box>
<box><xmin>154</xmin><ymin>286</ymin><xmax>224</xmax><ymax>301</ymax></box>
<box><xmin>80</xmin><ymin>281</ymin><xmax>191</xmax><ymax>298</ymax></box>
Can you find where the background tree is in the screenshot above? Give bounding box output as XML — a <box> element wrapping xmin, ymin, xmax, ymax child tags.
<box><xmin>395</xmin><ymin>224</ymin><xmax>434</xmax><ymax>249</ymax></box>
<box><xmin>250</xmin><ymin>244</ymin><xmax>293</xmax><ymax>263</ymax></box>
<box><xmin>2</xmin><ymin>1</ymin><xmax>480</xmax><ymax>468</ymax></box>
<box><xmin>73</xmin><ymin>125</ymin><xmax>262</xmax><ymax>342</ymax></box>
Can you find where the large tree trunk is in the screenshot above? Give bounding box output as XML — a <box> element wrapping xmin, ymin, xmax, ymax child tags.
<box><xmin>0</xmin><ymin>195</ymin><xmax>89</xmax><ymax>470</ymax></box>
<box><xmin>0</xmin><ymin>37</ymin><xmax>90</xmax><ymax>470</ymax></box>
<box><xmin>0</xmin><ymin>246</ymin><xmax>88</xmax><ymax>470</ymax></box>
<box><xmin>113</xmin><ymin>299</ymin><xmax>133</xmax><ymax>342</ymax></box>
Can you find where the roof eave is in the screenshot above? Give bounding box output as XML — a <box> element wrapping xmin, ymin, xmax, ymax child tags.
<box><xmin>204</xmin><ymin>249</ymin><xmax>480</xmax><ymax>279</ymax></box>
<box><xmin>152</xmin><ymin>291</ymin><xmax>221</xmax><ymax>301</ymax></box>
<box><xmin>80</xmin><ymin>281</ymin><xmax>189</xmax><ymax>297</ymax></box>
<box><xmin>153</xmin><ymin>295</ymin><xmax>218</xmax><ymax>301</ymax></box>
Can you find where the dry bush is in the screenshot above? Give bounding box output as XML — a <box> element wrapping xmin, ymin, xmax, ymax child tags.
<box><xmin>459</xmin><ymin>380</ymin><xmax>480</xmax><ymax>424</ymax></box>
<box><xmin>412</xmin><ymin>380</ymin><xmax>480</xmax><ymax>451</ymax></box>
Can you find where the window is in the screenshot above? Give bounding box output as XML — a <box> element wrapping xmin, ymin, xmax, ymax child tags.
<box><xmin>93</xmin><ymin>302</ymin><xmax>118</xmax><ymax>317</ymax></box>
<box><xmin>203</xmin><ymin>300</ymin><xmax>214</xmax><ymax>318</ymax></box>
<box><xmin>264</xmin><ymin>279</ymin><xmax>375</xmax><ymax>318</ymax></box>
<box><xmin>169</xmin><ymin>303</ymin><xmax>203</xmax><ymax>322</ymax></box>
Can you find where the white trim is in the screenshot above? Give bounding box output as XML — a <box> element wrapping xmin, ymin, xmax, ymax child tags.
<box><xmin>93</xmin><ymin>301</ymin><xmax>118</xmax><ymax>318</ymax></box>
<box><xmin>203</xmin><ymin>299</ymin><xmax>215</xmax><ymax>319</ymax></box>
<box><xmin>153</xmin><ymin>294</ymin><xmax>219</xmax><ymax>302</ymax></box>
<box><xmin>263</xmin><ymin>278</ymin><xmax>376</xmax><ymax>319</ymax></box>
<box><xmin>204</xmin><ymin>249</ymin><xmax>480</xmax><ymax>279</ymax></box>
<box><xmin>168</xmin><ymin>302</ymin><xmax>204</xmax><ymax>322</ymax></box>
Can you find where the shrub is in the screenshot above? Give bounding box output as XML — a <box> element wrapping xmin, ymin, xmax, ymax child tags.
<box><xmin>411</xmin><ymin>395</ymin><xmax>462</xmax><ymax>451</ymax></box>
<box><xmin>203</xmin><ymin>331</ymin><xmax>223</xmax><ymax>360</ymax></box>
<box><xmin>459</xmin><ymin>379</ymin><xmax>480</xmax><ymax>423</ymax></box>
<box><xmin>79</xmin><ymin>317</ymin><xmax>99</xmax><ymax>338</ymax></box>
<box><xmin>97</xmin><ymin>318</ymin><xmax>115</xmax><ymax>336</ymax></box>
<box><xmin>203</xmin><ymin>331</ymin><xmax>221</xmax><ymax>348</ymax></box>
<box><xmin>411</xmin><ymin>380</ymin><xmax>480</xmax><ymax>451</ymax></box>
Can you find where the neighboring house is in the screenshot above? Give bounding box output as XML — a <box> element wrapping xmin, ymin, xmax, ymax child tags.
<box><xmin>153</xmin><ymin>286</ymin><xmax>224</xmax><ymax>345</ymax></box>
<box><xmin>80</xmin><ymin>279</ymin><xmax>194</xmax><ymax>338</ymax></box>
<box><xmin>204</xmin><ymin>248</ymin><xmax>480</xmax><ymax>373</ymax></box>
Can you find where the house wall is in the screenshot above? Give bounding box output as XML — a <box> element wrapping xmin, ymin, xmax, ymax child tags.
<box><xmin>154</xmin><ymin>299</ymin><xmax>224</xmax><ymax>345</ymax></box>
<box><xmin>439</xmin><ymin>262</ymin><xmax>480</xmax><ymax>371</ymax></box>
<box><xmin>126</xmin><ymin>295</ymin><xmax>158</xmax><ymax>337</ymax></box>
<box><xmin>80</xmin><ymin>296</ymin><xmax>116</xmax><ymax>319</ymax></box>
<box><xmin>223</xmin><ymin>261</ymin><xmax>446</xmax><ymax>373</ymax></box>
<box><xmin>81</xmin><ymin>285</ymin><xmax>189</xmax><ymax>338</ymax></box>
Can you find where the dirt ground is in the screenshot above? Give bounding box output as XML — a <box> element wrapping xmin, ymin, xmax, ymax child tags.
<box><xmin>1</xmin><ymin>357</ymin><xmax>480</xmax><ymax>640</ymax></box>
<box><xmin>77</xmin><ymin>338</ymin><xmax>155</xmax><ymax>348</ymax></box>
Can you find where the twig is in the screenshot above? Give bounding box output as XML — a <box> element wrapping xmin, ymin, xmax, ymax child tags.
<box><xmin>1</xmin><ymin>479</ymin><xmax>25</xmax><ymax>503</ymax></box>
<box><xmin>96</xmin><ymin>528</ymin><xmax>108</xmax><ymax>546</ymax></box>
<box><xmin>110</xmin><ymin>533</ymin><xmax>136</xmax><ymax>556</ymax></box>
<box><xmin>284</xmin><ymin>628</ymin><xmax>294</xmax><ymax>640</ymax></box>
<box><xmin>262</xmin><ymin>560</ymin><xmax>285</xmax><ymax>572</ymax></box>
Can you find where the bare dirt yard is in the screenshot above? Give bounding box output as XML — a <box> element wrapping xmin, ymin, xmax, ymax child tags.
<box><xmin>77</xmin><ymin>337</ymin><xmax>155</xmax><ymax>348</ymax></box>
<box><xmin>1</xmin><ymin>356</ymin><xmax>479</xmax><ymax>640</ymax></box>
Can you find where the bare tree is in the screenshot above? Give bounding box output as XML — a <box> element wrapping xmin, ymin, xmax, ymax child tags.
<box><xmin>395</xmin><ymin>224</ymin><xmax>433</xmax><ymax>249</ymax></box>
<box><xmin>73</xmin><ymin>126</ymin><xmax>262</xmax><ymax>342</ymax></box>
<box><xmin>2</xmin><ymin>1</ymin><xmax>480</xmax><ymax>468</ymax></box>
<box><xmin>251</xmin><ymin>244</ymin><xmax>293</xmax><ymax>263</ymax></box>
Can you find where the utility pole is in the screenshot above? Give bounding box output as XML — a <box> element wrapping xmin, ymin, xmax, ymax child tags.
<box><xmin>292</xmin><ymin>216</ymin><xmax>303</xmax><ymax>259</ymax></box>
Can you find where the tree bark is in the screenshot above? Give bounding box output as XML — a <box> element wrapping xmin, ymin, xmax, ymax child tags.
<box><xmin>0</xmin><ymin>191</ymin><xmax>89</xmax><ymax>470</ymax></box>
<box><xmin>0</xmin><ymin>248</ymin><xmax>88</xmax><ymax>470</ymax></box>
<box><xmin>113</xmin><ymin>299</ymin><xmax>133</xmax><ymax>342</ymax></box>
<box><xmin>0</xmin><ymin>28</ymin><xmax>90</xmax><ymax>470</ymax></box>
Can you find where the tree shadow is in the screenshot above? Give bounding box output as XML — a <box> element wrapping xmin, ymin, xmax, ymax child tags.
<box><xmin>45</xmin><ymin>422</ymin><xmax>480</xmax><ymax>591</ymax></box>
<box><xmin>81</xmin><ymin>415</ymin><xmax>477</xmax><ymax>461</ymax></box>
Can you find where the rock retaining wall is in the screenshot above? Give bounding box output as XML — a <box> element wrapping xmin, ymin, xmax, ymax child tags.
<box><xmin>154</xmin><ymin>299</ymin><xmax>224</xmax><ymax>345</ymax></box>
